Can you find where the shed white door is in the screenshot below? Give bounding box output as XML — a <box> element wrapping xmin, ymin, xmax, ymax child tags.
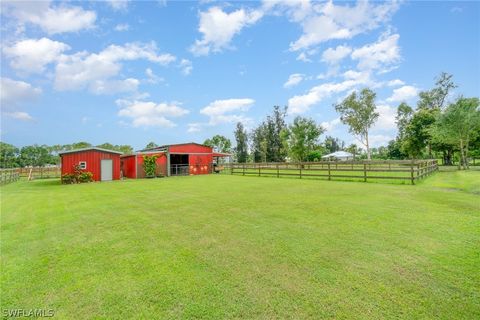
<box><xmin>101</xmin><ymin>159</ymin><xmax>113</xmax><ymax>181</ymax></box>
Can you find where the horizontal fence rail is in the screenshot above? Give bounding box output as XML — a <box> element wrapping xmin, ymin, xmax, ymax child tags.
<box><xmin>229</xmin><ymin>160</ymin><xmax>438</xmax><ymax>185</ymax></box>
<box><xmin>0</xmin><ymin>166</ymin><xmax>61</xmax><ymax>183</ymax></box>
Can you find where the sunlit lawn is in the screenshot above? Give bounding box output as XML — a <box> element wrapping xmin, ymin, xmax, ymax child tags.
<box><xmin>1</xmin><ymin>171</ymin><xmax>479</xmax><ymax>319</ymax></box>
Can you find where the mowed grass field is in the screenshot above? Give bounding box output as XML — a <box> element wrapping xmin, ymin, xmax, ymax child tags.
<box><xmin>1</xmin><ymin>171</ymin><xmax>479</xmax><ymax>319</ymax></box>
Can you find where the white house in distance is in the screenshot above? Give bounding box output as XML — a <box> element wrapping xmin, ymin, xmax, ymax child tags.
<box><xmin>322</xmin><ymin>151</ymin><xmax>354</xmax><ymax>161</ymax></box>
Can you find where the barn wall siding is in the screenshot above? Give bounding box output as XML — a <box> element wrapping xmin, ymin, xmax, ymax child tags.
<box><xmin>121</xmin><ymin>155</ymin><xmax>136</xmax><ymax>179</ymax></box>
<box><xmin>61</xmin><ymin>150</ymin><xmax>120</xmax><ymax>181</ymax></box>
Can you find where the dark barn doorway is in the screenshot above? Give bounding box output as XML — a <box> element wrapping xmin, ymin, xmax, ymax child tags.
<box><xmin>170</xmin><ymin>154</ymin><xmax>189</xmax><ymax>176</ymax></box>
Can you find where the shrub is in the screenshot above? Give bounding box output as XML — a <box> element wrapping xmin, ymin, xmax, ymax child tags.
<box><xmin>62</xmin><ymin>165</ymin><xmax>94</xmax><ymax>184</ymax></box>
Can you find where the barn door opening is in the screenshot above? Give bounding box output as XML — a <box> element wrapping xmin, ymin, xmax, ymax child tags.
<box><xmin>170</xmin><ymin>154</ymin><xmax>189</xmax><ymax>176</ymax></box>
<box><xmin>100</xmin><ymin>159</ymin><xmax>113</xmax><ymax>181</ymax></box>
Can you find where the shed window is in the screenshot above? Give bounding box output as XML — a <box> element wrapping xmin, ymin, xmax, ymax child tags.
<box><xmin>79</xmin><ymin>161</ymin><xmax>87</xmax><ymax>169</ymax></box>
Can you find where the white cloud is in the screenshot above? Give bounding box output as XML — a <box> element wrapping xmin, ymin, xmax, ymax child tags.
<box><xmin>4</xmin><ymin>111</ymin><xmax>34</xmax><ymax>121</ymax></box>
<box><xmin>190</xmin><ymin>6</ymin><xmax>263</xmax><ymax>55</ymax></box>
<box><xmin>386</xmin><ymin>85</ymin><xmax>419</xmax><ymax>103</ymax></box>
<box><xmin>387</xmin><ymin>79</ymin><xmax>405</xmax><ymax>87</ymax></box>
<box><xmin>321</xmin><ymin>117</ymin><xmax>341</xmax><ymax>133</ymax></box>
<box><xmin>117</xmin><ymin>100</ymin><xmax>189</xmax><ymax>128</ymax></box>
<box><xmin>289</xmin><ymin>0</ymin><xmax>399</xmax><ymax>51</ymax></box>
<box><xmin>296</xmin><ymin>52</ymin><xmax>312</xmax><ymax>62</ymax></box>
<box><xmin>145</xmin><ymin>68</ymin><xmax>163</xmax><ymax>84</ymax></box>
<box><xmin>89</xmin><ymin>78</ymin><xmax>140</xmax><ymax>95</ymax></box>
<box><xmin>0</xmin><ymin>77</ymin><xmax>42</xmax><ymax>108</ymax></box>
<box><xmin>179</xmin><ymin>59</ymin><xmax>193</xmax><ymax>75</ymax></box>
<box><xmin>4</xmin><ymin>1</ymin><xmax>96</xmax><ymax>34</ymax></box>
<box><xmin>288</xmin><ymin>71</ymin><xmax>373</xmax><ymax>114</ymax></box>
<box><xmin>367</xmin><ymin>134</ymin><xmax>394</xmax><ymax>147</ymax></box>
<box><xmin>321</xmin><ymin>45</ymin><xmax>351</xmax><ymax>64</ymax></box>
<box><xmin>54</xmin><ymin>42</ymin><xmax>176</xmax><ymax>93</ymax></box>
<box><xmin>200</xmin><ymin>98</ymin><xmax>254</xmax><ymax>125</ymax></box>
<box><xmin>284</xmin><ymin>73</ymin><xmax>304</xmax><ymax>88</ymax></box>
<box><xmin>106</xmin><ymin>0</ymin><xmax>130</xmax><ymax>11</ymax></box>
<box><xmin>187</xmin><ymin>123</ymin><xmax>203</xmax><ymax>133</ymax></box>
<box><xmin>374</xmin><ymin>104</ymin><xmax>397</xmax><ymax>130</ymax></box>
<box><xmin>114</xmin><ymin>23</ymin><xmax>130</xmax><ymax>31</ymax></box>
<box><xmin>351</xmin><ymin>33</ymin><xmax>401</xmax><ymax>71</ymax></box>
<box><xmin>3</xmin><ymin>38</ymin><xmax>70</xmax><ymax>74</ymax></box>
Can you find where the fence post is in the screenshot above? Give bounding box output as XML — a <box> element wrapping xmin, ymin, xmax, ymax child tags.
<box><xmin>417</xmin><ymin>163</ymin><xmax>420</xmax><ymax>180</ymax></box>
<box><xmin>300</xmin><ymin>164</ymin><xmax>302</xmax><ymax>179</ymax></box>
<box><xmin>276</xmin><ymin>164</ymin><xmax>279</xmax><ymax>178</ymax></box>
<box><xmin>328</xmin><ymin>163</ymin><xmax>331</xmax><ymax>181</ymax></box>
<box><xmin>243</xmin><ymin>163</ymin><xmax>245</xmax><ymax>176</ymax></box>
<box><xmin>411</xmin><ymin>161</ymin><xmax>415</xmax><ymax>185</ymax></box>
<box><xmin>363</xmin><ymin>163</ymin><xmax>367</xmax><ymax>182</ymax></box>
<box><xmin>258</xmin><ymin>165</ymin><xmax>261</xmax><ymax>177</ymax></box>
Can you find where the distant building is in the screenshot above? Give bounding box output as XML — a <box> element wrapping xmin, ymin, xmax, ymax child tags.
<box><xmin>321</xmin><ymin>151</ymin><xmax>354</xmax><ymax>161</ymax></box>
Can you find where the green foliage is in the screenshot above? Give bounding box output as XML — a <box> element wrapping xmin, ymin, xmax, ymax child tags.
<box><xmin>396</xmin><ymin>102</ymin><xmax>413</xmax><ymax>140</ymax></box>
<box><xmin>287</xmin><ymin>116</ymin><xmax>325</xmax><ymax>162</ymax></box>
<box><xmin>234</xmin><ymin>122</ymin><xmax>248</xmax><ymax>163</ymax></box>
<box><xmin>250</xmin><ymin>106</ymin><xmax>288</xmax><ymax>162</ymax></box>
<box><xmin>62</xmin><ymin>165</ymin><xmax>94</xmax><ymax>184</ymax></box>
<box><xmin>145</xmin><ymin>141</ymin><xmax>158</xmax><ymax>149</ymax></box>
<box><xmin>143</xmin><ymin>155</ymin><xmax>159</xmax><ymax>177</ymax></box>
<box><xmin>417</xmin><ymin>72</ymin><xmax>457</xmax><ymax>110</ymax></box>
<box><xmin>305</xmin><ymin>149</ymin><xmax>325</xmax><ymax>162</ymax></box>
<box><xmin>0</xmin><ymin>142</ymin><xmax>19</xmax><ymax>168</ymax></box>
<box><xmin>324</xmin><ymin>136</ymin><xmax>345</xmax><ymax>153</ymax></box>
<box><xmin>96</xmin><ymin>143</ymin><xmax>133</xmax><ymax>154</ymax></box>
<box><xmin>401</xmin><ymin>109</ymin><xmax>437</xmax><ymax>158</ymax></box>
<box><xmin>204</xmin><ymin>135</ymin><xmax>232</xmax><ymax>153</ymax></box>
<box><xmin>430</xmin><ymin>97</ymin><xmax>480</xmax><ymax>169</ymax></box>
<box><xmin>335</xmin><ymin>88</ymin><xmax>379</xmax><ymax>159</ymax></box>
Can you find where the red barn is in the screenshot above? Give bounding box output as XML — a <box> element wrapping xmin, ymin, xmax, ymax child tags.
<box><xmin>59</xmin><ymin>147</ymin><xmax>122</xmax><ymax>182</ymax></box>
<box><xmin>121</xmin><ymin>143</ymin><xmax>229</xmax><ymax>178</ymax></box>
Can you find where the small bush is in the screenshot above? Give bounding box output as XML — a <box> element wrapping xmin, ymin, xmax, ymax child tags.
<box><xmin>62</xmin><ymin>165</ymin><xmax>94</xmax><ymax>184</ymax></box>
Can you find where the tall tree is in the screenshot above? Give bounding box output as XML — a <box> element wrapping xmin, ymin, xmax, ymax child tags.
<box><xmin>203</xmin><ymin>135</ymin><xmax>232</xmax><ymax>153</ymax></box>
<box><xmin>234</xmin><ymin>122</ymin><xmax>248</xmax><ymax>163</ymax></box>
<box><xmin>396</xmin><ymin>102</ymin><xmax>413</xmax><ymax>140</ymax></box>
<box><xmin>334</xmin><ymin>88</ymin><xmax>379</xmax><ymax>160</ymax></box>
<box><xmin>417</xmin><ymin>72</ymin><xmax>457</xmax><ymax>110</ymax></box>
<box><xmin>287</xmin><ymin>117</ymin><xmax>325</xmax><ymax>162</ymax></box>
<box><xmin>0</xmin><ymin>142</ymin><xmax>19</xmax><ymax>168</ymax></box>
<box><xmin>251</xmin><ymin>124</ymin><xmax>267</xmax><ymax>162</ymax></box>
<box><xmin>430</xmin><ymin>97</ymin><xmax>480</xmax><ymax>169</ymax></box>
<box><xmin>265</xmin><ymin>106</ymin><xmax>288</xmax><ymax>162</ymax></box>
<box><xmin>401</xmin><ymin>109</ymin><xmax>436</xmax><ymax>159</ymax></box>
<box><xmin>18</xmin><ymin>145</ymin><xmax>53</xmax><ymax>167</ymax></box>
<box><xmin>324</xmin><ymin>136</ymin><xmax>345</xmax><ymax>153</ymax></box>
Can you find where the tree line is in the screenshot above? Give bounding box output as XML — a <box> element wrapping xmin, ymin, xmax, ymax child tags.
<box><xmin>204</xmin><ymin>73</ymin><xmax>479</xmax><ymax>168</ymax></box>
<box><xmin>0</xmin><ymin>142</ymin><xmax>134</xmax><ymax>168</ymax></box>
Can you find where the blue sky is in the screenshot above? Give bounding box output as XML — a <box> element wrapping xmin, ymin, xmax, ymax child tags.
<box><xmin>1</xmin><ymin>0</ymin><xmax>479</xmax><ymax>150</ymax></box>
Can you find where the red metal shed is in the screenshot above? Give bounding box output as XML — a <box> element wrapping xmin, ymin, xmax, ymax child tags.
<box><xmin>59</xmin><ymin>147</ymin><xmax>122</xmax><ymax>182</ymax></box>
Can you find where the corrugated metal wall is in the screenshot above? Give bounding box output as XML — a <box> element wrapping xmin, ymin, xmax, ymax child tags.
<box><xmin>121</xmin><ymin>155</ymin><xmax>136</xmax><ymax>178</ymax></box>
<box><xmin>61</xmin><ymin>150</ymin><xmax>120</xmax><ymax>181</ymax></box>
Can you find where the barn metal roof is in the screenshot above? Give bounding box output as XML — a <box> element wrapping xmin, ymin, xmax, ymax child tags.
<box><xmin>138</xmin><ymin>142</ymin><xmax>210</xmax><ymax>152</ymax></box>
<box><xmin>58</xmin><ymin>147</ymin><xmax>123</xmax><ymax>155</ymax></box>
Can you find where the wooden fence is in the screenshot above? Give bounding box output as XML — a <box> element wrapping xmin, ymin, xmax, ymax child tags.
<box><xmin>230</xmin><ymin>160</ymin><xmax>438</xmax><ymax>185</ymax></box>
<box><xmin>0</xmin><ymin>166</ymin><xmax>62</xmax><ymax>183</ymax></box>
<box><xmin>0</xmin><ymin>169</ymin><xmax>20</xmax><ymax>185</ymax></box>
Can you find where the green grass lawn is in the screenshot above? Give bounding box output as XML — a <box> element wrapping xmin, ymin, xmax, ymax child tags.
<box><xmin>1</xmin><ymin>171</ymin><xmax>479</xmax><ymax>319</ymax></box>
